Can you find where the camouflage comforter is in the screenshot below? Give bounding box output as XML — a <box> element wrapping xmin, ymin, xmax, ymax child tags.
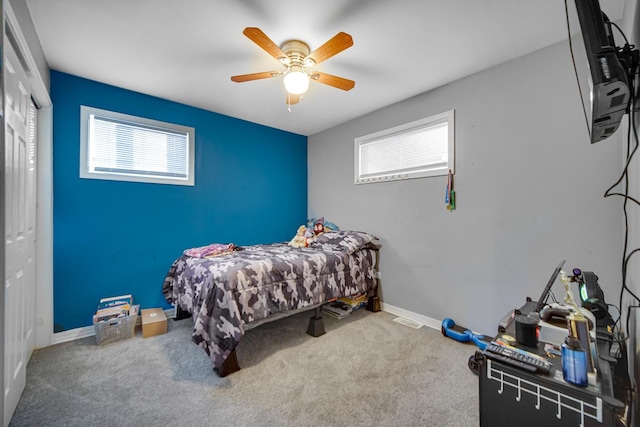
<box><xmin>162</xmin><ymin>230</ymin><xmax>379</xmax><ymax>372</ymax></box>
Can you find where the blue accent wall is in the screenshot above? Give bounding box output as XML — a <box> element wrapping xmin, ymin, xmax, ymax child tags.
<box><xmin>51</xmin><ymin>71</ymin><xmax>308</xmax><ymax>331</ymax></box>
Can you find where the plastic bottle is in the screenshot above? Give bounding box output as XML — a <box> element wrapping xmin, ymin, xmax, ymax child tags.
<box><xmin>561</xmin><ymin>335</ymin><xmax>588</xmax><ymax>387</ymax></box>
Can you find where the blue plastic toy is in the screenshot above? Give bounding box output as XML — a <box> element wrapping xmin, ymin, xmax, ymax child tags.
<box><xmin>441</xmin><ymin>318</ymin><xmax>489</xmax><ymax>350</ymax></box>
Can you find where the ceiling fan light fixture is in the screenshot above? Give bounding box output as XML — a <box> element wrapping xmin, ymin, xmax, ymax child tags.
<box><xmin>231</xmin><ymin>28</ymin><xmax>355</xmax><ymax>101</ymax></box>
<box><xmin>283</xmin><ymin>70</ymin><xmax>309</xmax><ymax>94</ymax></box>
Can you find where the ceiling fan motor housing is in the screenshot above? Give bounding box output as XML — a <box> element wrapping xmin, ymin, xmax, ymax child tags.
<box><xmin>279</xmin><ymin>40</ymin><xmax>312</xmax><ymax>68</ymax></box>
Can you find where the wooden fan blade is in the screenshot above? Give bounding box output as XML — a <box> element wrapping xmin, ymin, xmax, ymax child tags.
<box><xmin>311</xmin><ymin>72</ymin><xmax>355</xmax><ymax>91</ymax></box>
<box><xmin>286</xmin><ymin>93</ymin><xmax>301</xmax><ymax>105</ymax></box>
<box><xmin>231</xmin><ymin>71</ymin><xmax>281</xmax><ymax>83</ymax></box>
<box><xmin>243</xmin><ymin>27</ymin><xmax>288</xmax><ymax>61</ymax></box>
<box><xmin>305</xmin><ymin>32</ymin><xmax>353</xmax><ymax>65</ymax></box>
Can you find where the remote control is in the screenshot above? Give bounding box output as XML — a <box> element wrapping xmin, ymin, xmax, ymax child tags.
<box><xmin>484</xmin><ymin>343</ymin><xmax>552</xmax><ymax>375</ymax></box>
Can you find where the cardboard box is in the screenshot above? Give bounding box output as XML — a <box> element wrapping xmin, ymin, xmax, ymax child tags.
<box><xmin>141</xmin><ymin>308</ymin><xmax>167</xmax><ymax>338</ymax></box>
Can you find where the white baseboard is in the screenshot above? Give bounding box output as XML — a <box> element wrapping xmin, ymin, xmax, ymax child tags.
<box><xmin>50</xmin><ymin>304</ymin><xmax>438</xmax><ymax>346</ymax></box>
<box><xmin>51</xmin><ymin>308</ymin><xmax>176</xmax><ymax>346</ymax></box>
<box><xmin>380</xmin><ymin>302</ymin><xmax>442</xmax><ymax>331</ymax></box>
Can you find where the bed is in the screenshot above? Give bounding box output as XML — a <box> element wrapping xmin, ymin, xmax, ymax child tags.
<box><xmin>161</xmin><ymin>230</ymin><xmax>380</xmax><ymax>376</ymax></box>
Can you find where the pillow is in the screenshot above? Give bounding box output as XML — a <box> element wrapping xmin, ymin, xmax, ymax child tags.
<box><xmin>310</xmin><ymin>230</ymin><xmax>378</xmax><ymax>254</ymax></box>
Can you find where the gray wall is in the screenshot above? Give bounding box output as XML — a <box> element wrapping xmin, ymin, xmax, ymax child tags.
<box><xmin>308</xmin><ymin>40</ymin><xmax>623</xmax><ymax>335</ymax></box>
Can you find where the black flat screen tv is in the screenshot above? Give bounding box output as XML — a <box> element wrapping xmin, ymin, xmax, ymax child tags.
<box><xmin>573</xmin><ymin>0</ymin><xmax>630</xmax><ymax>143</ymax></box>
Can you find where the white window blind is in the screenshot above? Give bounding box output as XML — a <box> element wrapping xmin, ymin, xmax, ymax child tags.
<box><xmin>80</xmin><ymin>106</ymin><xmax>195</xmax><ymax>186</ymax></box>
<box><xmin>354</xmin><ymin>110</ymin><xmax>454</xmax><ymax>184</ymax></box>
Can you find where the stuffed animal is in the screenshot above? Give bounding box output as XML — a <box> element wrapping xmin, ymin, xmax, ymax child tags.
<box><xmin>289</xmin><ymin>225</ymin><xmax>309</xmax><ymax>248</ymax></box>
<box><xmin>290</xmin><ymin>217</ymin><xmax>336</xmax><ymax>248</ymax></box>
<box><xmin>313</xmin><ymin>218</ymin><xmax>325</xmax><ymax>235</ymax></box>
<box><xmin>307</xmin><ymin>217</ymin><xmax>339</xmax><ymax>231</ymax></box>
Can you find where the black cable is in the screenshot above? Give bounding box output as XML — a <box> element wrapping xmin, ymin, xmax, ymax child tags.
<box><xmin>607</xmin><ymin>302</ymin><xmax>622</xmax><ymax>325</ymax></box>
<box><xmin>594</xmin><ymin>14</ymin><xmax>639</xmax><ymax>425</ymax></box>
<box><xmin>624</xmin><ymin>305</ymin><xmax>639</xmax><ymax>355</ymax></box>
<box><xmin>612</xmin><ymin>38</ymin><xmax>640</xmax><ymax>427</ymax></box>
<box><xmin>607</xmin><ymin>21</ymin><xmax>631</xmax><ymax>47</ymax></box>
<box><xmin>603</xmin><ymin>123</ymin><xmax>638</xmax><ymax>199</ymax></box>
<box><xmin>622</xmin><ymin>248</ymin><xmax>640</xmax><ymax>303</ymax></box>
<box><xmin>602</xmin><ymin>192</ymin><xmax>640</xmax><ymax>206</ymax></box>
<box><xmin>564</xmin><ymin>4</ymin><xmax>639</xmax><ymax>420</ymax></box>
<box><xmin>600</xmin><ymin>46</ymin><xmax>640</xmax><ymax>314</ymax></box>
<box><xmin>622</xmin><ymin>305</ymin><xmax>639</xmax><ymax>427</ymax></box>
<box><xmin>608</xmin><ymin>21</ymin><xmax>640</xmax><ymax>82</ymax></box>
<box><xmin>618</xmin><ymin>98</ymin><xmax>640</xmax><ymax>305</ymax></box>
<box><xmin>595</xmin><ymin>332</ymin><xmax>628</xmax><ymax>345</ymax></box>
<box><xmin>602</xmin><ymin>67</ymin><xmax>640</xmax><ymax>341</ymax></box>
<box><xmin>603</xmin><ymin>55</ymin><xmax>638</xmax><ymax>202</ymax></box>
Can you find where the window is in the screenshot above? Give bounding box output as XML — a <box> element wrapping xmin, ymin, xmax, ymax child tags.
<box><xmin>354</xmin><ymin>110</ymin><xmax>454</xmax><ymax>184</ymax></box>
<box><xmin>80</xmin><ymin>106</ymin><xmax>195</xmax><ymax>186</ymax></box>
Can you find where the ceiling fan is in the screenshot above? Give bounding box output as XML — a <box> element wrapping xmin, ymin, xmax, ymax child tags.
<box><xmin>230</xmin><ymin>27</ymin><xmax>355</xmax><ymax>105</ymax></box>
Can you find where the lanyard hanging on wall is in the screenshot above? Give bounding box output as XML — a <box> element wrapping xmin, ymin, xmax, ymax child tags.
<box><xmin>445</xmin><ymin>170</ymin><xmax>455</xmax><ymax>211</ymax></box>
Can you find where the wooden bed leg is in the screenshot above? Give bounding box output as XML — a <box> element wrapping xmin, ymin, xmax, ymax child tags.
<box><xmin>174</xmin><ymin>304</ymin><xmax>191</xmax><ymax>320</ymax></box>
<box><xmin>307</xmin><ymin>307</ymin><xmax>326</xmax><ymax>337</ymax></box>
<box><xmin>214</xmin><ymin>349</ymin><xmax>241</xmax><ymax>377</ymax></box>
<box><xmin>366</xmin><ymin>296</ymin><xmax>381</xmax><ymax>312</ymax></box>
<box><xmin>367</xmin><ymin>287</ymin><xmax>381</xmax><ymax>312</ymax></box>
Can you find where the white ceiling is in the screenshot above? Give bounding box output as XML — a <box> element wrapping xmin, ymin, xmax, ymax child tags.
<box><xmin>25</xmin><ymin>0</ymin><xmax>625</xmax><ymax>136</ymax></box>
